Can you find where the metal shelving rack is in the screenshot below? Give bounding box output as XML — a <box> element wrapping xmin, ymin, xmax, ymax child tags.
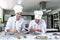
<box><xmin>59</xmin><ymin>11</ymin><xmax>60</xmax><ymax>30</ymax></box>
<box><xmin>53</xmin><ymin>13</ymin><xmax>59</xmax><ymax>29</ymax></box>
<box><xmin>47</xmin><ymin>14</ymin><xmax>53</xmax><ymax>28</ymax></box>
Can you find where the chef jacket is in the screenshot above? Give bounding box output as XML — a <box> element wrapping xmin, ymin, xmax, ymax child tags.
<box><xmin>29</xmin><ymin>19</ymin><xmax>46</xmax><ymax>33</ymax></box>
<box><xmin>5</xmin><ymin>16</ymin><xmax>25</xmax><ymax>33</ymax></box>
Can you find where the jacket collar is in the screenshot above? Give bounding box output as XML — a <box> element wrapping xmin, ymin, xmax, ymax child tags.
<box><xmin>13</xmin><ymin>16</ymin><xmax>22</xmax><ymax>23</ymax></box>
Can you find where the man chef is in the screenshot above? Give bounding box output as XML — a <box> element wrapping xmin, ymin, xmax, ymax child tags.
<box><xmin>29</xmin><ymin>10</ymin><xmax>46</xmax><ymax>34</ymax></box>
<box><xmin>5</xmin><ymin>5</ymin><xmax>25</xmax><ymax>33</ymax></box>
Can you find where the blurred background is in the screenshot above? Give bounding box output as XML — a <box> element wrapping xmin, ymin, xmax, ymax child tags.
<box><xmin>0</xmin><ymin>0</ymin><xmax>60</xmax><ymax>32</ymax></box>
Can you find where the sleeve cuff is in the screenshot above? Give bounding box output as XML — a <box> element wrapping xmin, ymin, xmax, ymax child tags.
<box><xmin>22</xmin><ymin>29</ymin><xmax>25</xmax><ymax>31</ymax></box>
<box><xmin>42</xmin><ymin>29</ymin><xmax>45</xmax><ymax>34</ymax></box>
<box><xmin>5</xmin><ymin>27</ymin><xmax>10</xmax><ymax>32</ymax></box>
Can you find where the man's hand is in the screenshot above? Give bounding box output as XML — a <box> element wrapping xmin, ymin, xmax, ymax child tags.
<box><xmin>13</xmin><ymin>29</ymin><xmax>18</xmax><ymax>33</ymax></box>
<box><xmin>7</xmin><ymin>28</ymin><xmax>18</xmax><ymax>33</ymax></box>
<box><xmin>36</xmin><ymin>29</ymin><xmax>42</xmax><ymax>32</ymax></box>
<box><xmin>30</xmin><ymin>28</ymin><xmax>35</xmax><ymax>32</ymax></box>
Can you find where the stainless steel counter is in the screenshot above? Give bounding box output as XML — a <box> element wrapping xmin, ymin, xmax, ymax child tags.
<box><xmin>0</xmin><ymin>32</ymin><xmax>60</xmax><ymax>40</ymax></box>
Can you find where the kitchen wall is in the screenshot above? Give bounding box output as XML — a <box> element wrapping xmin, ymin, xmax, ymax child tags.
<box><xmin>0</xmin><ymin>8</ymin><xmax>3</xmax><ymax>20</ymax></box>
<box><xmin>3</xmin><ymin>10</ymin><xmax>34</xmax><ymax>15</ymax></box>
<box><xmin>3</xmin><ymin>10</ymin><xmax>34</xmax><ymax>21</ymax></box>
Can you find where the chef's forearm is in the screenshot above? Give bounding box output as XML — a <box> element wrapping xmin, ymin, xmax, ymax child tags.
<box><xmin>7</xmin><ymin>28</ymin><xmax>18</xmax><ymax>33</ymax></box>
<box><xmin>36</xmin><ymin>29</ymin><xmax>42</xmax><ymax>32</ymax></box>
<box><xmin>7</xmin><ymin>28</ymin><xmax>13</xmax><ymax>32</ymax></box>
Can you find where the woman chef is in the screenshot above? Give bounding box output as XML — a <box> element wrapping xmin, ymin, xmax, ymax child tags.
<box><xmin>29</xmin><ymin>10</ymin><xmax>46</xmax><ymax>34</ymax></box>
<box><xmin>5</xmin><ymin>5</ymin><xmax>25</xmax><ymax>33</ymax></box>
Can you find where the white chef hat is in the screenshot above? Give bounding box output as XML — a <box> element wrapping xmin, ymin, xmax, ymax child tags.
<box><xmin>13</xmin><ymin>5</ymin><xmax>23</xmax><ymax>14</ymax></box>
<box><xmin>18</xmin><ymin>0</ymin><xmax>22</xmax><ymax>4</ymax></box>
<box><xmin>34</xmin><ymin>10</ymin><xmax>43</xmax><ymax>19</ymax></box>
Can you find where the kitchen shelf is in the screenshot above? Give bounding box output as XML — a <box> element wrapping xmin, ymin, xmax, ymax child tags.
<box><xmin>53</xmin><ymin>18</ymin><xmax>59</xmax><ymax>20</ymax></box>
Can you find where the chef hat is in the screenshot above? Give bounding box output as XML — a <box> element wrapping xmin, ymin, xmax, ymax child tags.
<box><xmin>13</xmin><ymin>5</ymin><xmax>23</xmax><ymax>14</ymax></box>
<box><xmin>18</xmin><ymin>0</ymin><xmax>22</xmax><ymax>4</ymax></box>
<box><xmin>34</xmin><ymin>10</ymin><xmax>43</xmax><ymax>19</ymax></box>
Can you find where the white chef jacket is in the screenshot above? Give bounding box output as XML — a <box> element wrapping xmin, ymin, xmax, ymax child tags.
<box><xmin>5</xmin><ymin>16</ymin><xmax>25</xmax><ymax>33</ymax></box>
<box><xmin>29</xmin><ymin>19</ymin><xmax>46</xmax><ymax>33</ymax></box>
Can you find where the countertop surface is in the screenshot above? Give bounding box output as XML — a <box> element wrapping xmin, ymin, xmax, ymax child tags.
<box><xmin>0</xmin><ymin>32</ymin><xmax>60</xmax><ymax>40</ymax></box>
